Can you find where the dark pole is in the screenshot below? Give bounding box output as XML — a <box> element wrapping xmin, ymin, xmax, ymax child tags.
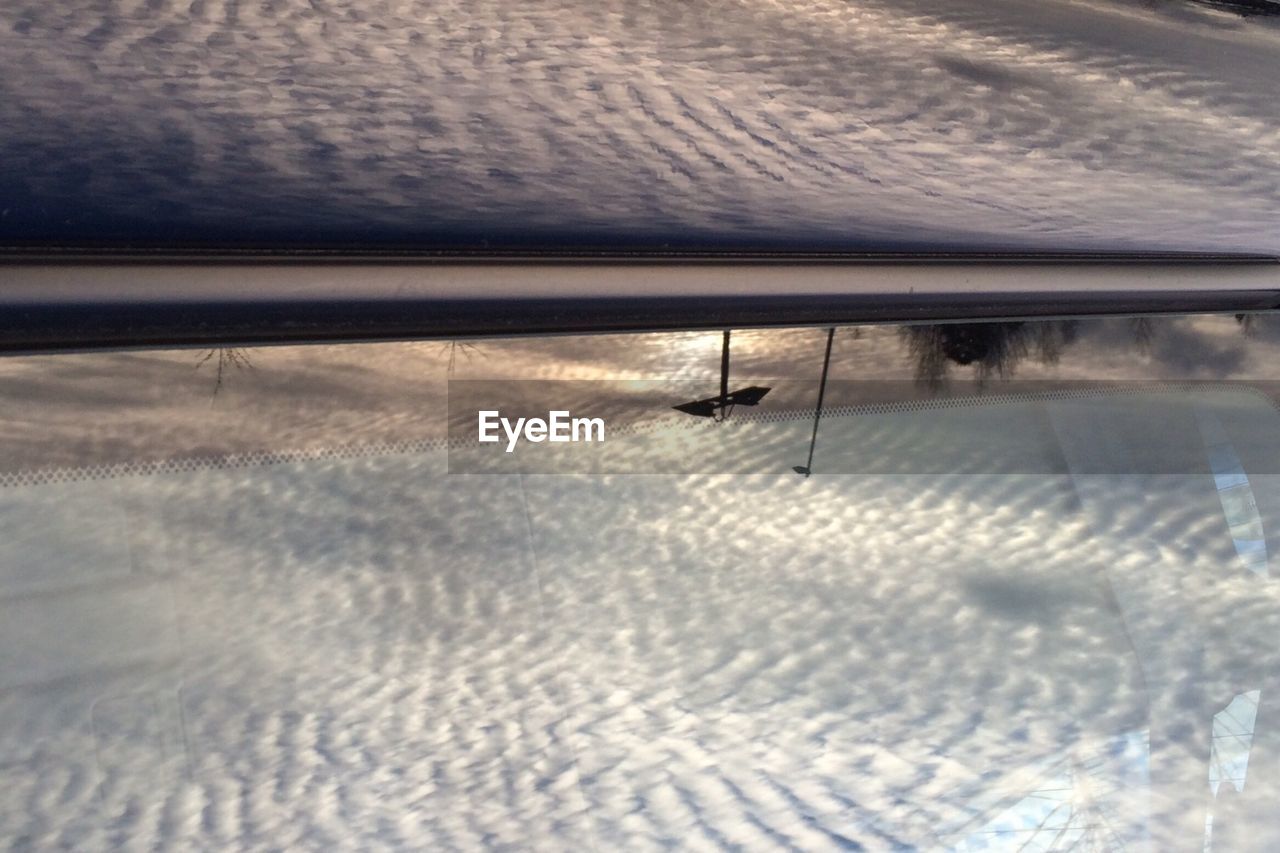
<box><xmin>795</xmin><ymin>327</ymin><xmax>835</xmax><ymax>478</ymax></box>
<box><xmin>720</xmin><ymin>330</ymin><xmax>731</xmax><ymax>404</ymax></box>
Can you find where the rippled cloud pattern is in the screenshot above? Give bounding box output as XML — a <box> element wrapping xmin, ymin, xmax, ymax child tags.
<box><xmin>3</xmin><ymin>0</ymin><xmax>1280</xmax><ymax>251</ymax></box>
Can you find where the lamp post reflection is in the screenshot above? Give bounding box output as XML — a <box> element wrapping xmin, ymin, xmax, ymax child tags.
<box><xmin>672</xmin><ymin>330</ymin><xmax>771</xmax><ymax>421</ymax></box>
<box><xmin>793</xmin><ymin>327</ymin><xmax>835</xmax><ymax>478</ymax></box>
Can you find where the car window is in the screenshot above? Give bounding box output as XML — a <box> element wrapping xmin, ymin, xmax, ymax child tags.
<box><xmin>2</xmin><ymin>314</ymin><xmax>1280</xmax><ymax>850</ymax></box>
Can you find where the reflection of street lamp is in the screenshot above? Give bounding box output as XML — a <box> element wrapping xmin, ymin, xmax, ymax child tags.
<box><xmin>673</xmin><ymin>330</ymin><xmax>771</xmax><ymax>421</ymax></box>
<box><xmin>793</xmin><ymin>328</ymin><xmax>835</xmax><ymax>478</ymax></box>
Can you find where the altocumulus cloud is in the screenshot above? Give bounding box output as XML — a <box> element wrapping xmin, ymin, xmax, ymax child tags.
<box><xmin>1</xmin><ymin>0</ymin><xmax>1280</xmax><ymax>251</ymax></box>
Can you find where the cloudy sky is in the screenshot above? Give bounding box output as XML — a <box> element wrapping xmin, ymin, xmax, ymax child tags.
<box><xmin>2</xmin><ymin>0</ymin><xmax>1280</xmax><ymax>251</ymax></box>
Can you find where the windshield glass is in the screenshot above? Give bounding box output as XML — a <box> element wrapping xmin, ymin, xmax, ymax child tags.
<box><xmin>3</xmin><ymin>312</ymin><xmax>1280</xmax><ymax>850</ymax></box>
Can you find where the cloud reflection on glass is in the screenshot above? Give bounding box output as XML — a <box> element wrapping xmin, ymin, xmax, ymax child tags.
<box><xmin>2</xmin><ymin>315</ymin><xmax>1280</xmax><ymax>848</ymax></box>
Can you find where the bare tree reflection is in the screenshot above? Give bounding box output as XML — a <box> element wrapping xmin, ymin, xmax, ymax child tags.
<box><xmin>437</xmin><ymin>341</ymin><xmax>484</xmax><ymax>375</ymax></box>
<box><xmin>1129</xmin><ymin>317</ymin><xmax>1157</xmax><ymax>353</ymax></box>
<box><xmin>902</xmin><ymin>321</ymin><xmax>1078</xmax><ymax>387</ymax></box>
<box><xmin>196</xmin><ymin>347</ymin><xmax>255</xmax><ymax>398</ymax></box>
